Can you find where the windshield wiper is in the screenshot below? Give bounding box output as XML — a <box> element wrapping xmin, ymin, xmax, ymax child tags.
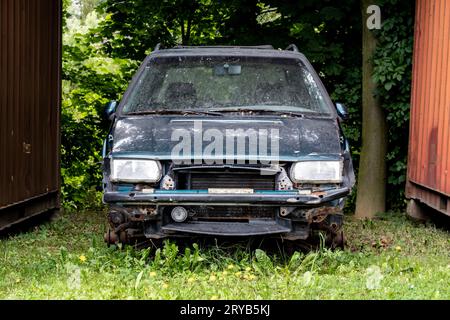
<box><xmin>126</xmin><ymin>109</ymin><xmax>224</xmax><ymax>116</ymax></box>
<box><xmin>210</xmin><ymin>107</ymin><xmax>305</xmax><ymax>117</ymax></box>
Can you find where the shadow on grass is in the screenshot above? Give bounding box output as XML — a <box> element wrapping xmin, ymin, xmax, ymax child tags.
<box><xmin>423</xmin><ymin>209</ymin><xmax>450</xmax><ymax>232</ymax></box>
<box><xmin>0</xmin><ymin>209</ymin><xmax>59</xmax><ymax>240</ymax></box>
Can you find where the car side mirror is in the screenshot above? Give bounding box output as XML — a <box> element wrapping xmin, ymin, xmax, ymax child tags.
<box><xmin>104</xmin><ymin>100</ymin><xmax>118</xmax><ymax>120</ymax></box>
<box><xmin>335</xmin><ymin>102</ymin><xmax>349</xmax><ymax>121</ymax></box>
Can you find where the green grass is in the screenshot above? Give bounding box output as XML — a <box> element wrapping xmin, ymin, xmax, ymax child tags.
<box><xmin>0</xmin><ymin>210</ymin><xmax>449</xmax><ymax>299</ymax></box>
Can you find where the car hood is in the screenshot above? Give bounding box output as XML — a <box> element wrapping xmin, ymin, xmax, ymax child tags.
<box><xmin>110</xmin><ymin>116</ymin><xmax>342</xmax><ymax>162</ymax></box>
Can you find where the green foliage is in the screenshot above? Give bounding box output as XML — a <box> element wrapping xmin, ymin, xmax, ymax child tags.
<box><xmin>372</xmin><ymin>0</ymin><xmax>414</xmax><ymax>210</ymax></box>
<box><xmin>61</xmin><ymin>4</ymin><xmax>139</xmax><ymax>209</ymax></box>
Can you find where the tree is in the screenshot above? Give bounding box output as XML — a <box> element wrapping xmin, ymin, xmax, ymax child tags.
<box><xmin>355</xmin><ymin>0</ymin><xmax>387</xmax><ymax>218</ymax></box>
<box><xmin>371</xmin><ymin>0</ymin><xmax>414</xmax><ymax>211</ymax></box>
<box><xmin>61</xmin><ymin>2</ymin><xmax>137</xmax><ymax>209</ymax></box>
<box><xmin>94</xmin><ymin>0</ymin><xmax>233</xmax><ymax>60</ymax></box>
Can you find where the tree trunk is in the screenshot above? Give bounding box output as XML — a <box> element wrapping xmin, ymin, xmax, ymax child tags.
<box><xmin>355</xmin><ymin>0</ymin><xmax>387</xmax><ymax>218</ymax></box>
<box><xmin>185</xmin><ymin>18</ymin><xmax>191</xmax><ymax>45</ymax></box>
<box><xmin>180</xmin><ymin>19</ymin><xmax>186</xmax><ymax>45</ymax></box>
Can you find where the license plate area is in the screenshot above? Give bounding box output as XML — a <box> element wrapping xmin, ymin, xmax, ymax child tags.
<box><xmin>208</xmin><ymin>188</ymin><xmax>254</xmax><ymax>194</ymax></box>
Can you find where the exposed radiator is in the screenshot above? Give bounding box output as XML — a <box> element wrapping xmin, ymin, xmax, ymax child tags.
<box><xmin>180</xmin><ymin>171</ymin><xmax>276</xmax><ymax>190</ymax></box>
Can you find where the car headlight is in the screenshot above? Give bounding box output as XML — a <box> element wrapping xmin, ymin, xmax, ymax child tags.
<box><xmin>111</xmin><ymin>159</ymin><xmax>162</xmax><ymax>183</ymax></box>
<box><xmin>290</xmin><ymin>161</ymin><xmax>343</xmax><ymax>183</ymax></box>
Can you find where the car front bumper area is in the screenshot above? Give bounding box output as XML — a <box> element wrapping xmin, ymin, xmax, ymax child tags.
<box><xmin>103</xmin><ymin>187</ymin><xmax>350</xmax><ymax>205</ymax></box>
<box><xmin>103</xmin><ymin>188</ymin><xmax>349</xmax><ymax>244</ymax></box>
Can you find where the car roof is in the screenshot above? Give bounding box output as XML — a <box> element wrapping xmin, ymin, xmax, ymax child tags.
<box><xmin>149</xmin><ymin>44</ymin><xmax>306</xmax><ymax>60</ymax></box>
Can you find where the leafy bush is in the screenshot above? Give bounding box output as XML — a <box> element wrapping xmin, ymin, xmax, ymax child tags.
<box><xmin>372</xmin><ymin>0</ymin><xmax>414</xmax><ymax>210</ymax></box>
<box><xmin>61</xmin><ymin>6</ymin><xmax>138</xmax><ymax>209</ymax></box>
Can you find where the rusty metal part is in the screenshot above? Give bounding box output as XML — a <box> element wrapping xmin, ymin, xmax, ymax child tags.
<box><xmin>334</xmin><ymin>230</ymin><xmax>345</xmax><ymax>249</ymax></box>
<box><xmin>310</xmin><ymin>213</ymin><xmax>327</xmax><ymax>223</ymax></box>
<box><xmin>129</xmin><ymin>213</ymin><xmax>146</xmax><ymax>221</ymax></box>
<box><xmin>108</xmin><ymin>210</ymin><xmax>125</xmax><ymax>225</ymax></box>
<box><xmin>279</xmin><ymin>206</ymin><xmax>296</xmax><ymax>217</ymax></box>
<box><xmin>312</xmin><ymin>210</ymin><xmax>344</xmax><ymax>246</ymax></box>
<box><xmin>105</xmin><ymin>227</ymin><xmax>144</xmax><ymax>245</ymax></box>
<box><xmin>104</xmin><ymin>229</ymin><xmax>124</xmax><ymax>245</ymax></box>
<box><xmin>327</xmin><ymin>229</ymin><xmax>345</xmax><ymax>249</ymax></box>
<box><xmin>304</xmin><ymin>206</ymin><xmax>341</xmax><ymax>224</ymax></box>
<box><xmin>128</xmin><ymin>207</ymin><xmax>157</xmax><ymax>221</ymax></box>
<box><xmin>108</xmin><ymin>205</ymin><xmax>158</xmax><ymax>225</ymax></box>
<box><xmin>108</xmin><ymin>206</ymin><xmax>129</xmax><ymax>226</ymax></box>
<box><xmin>114</xmin><ymin>222</ymin><xmax>131</xmax><ymax>233</ymax></box>
<box><xmin>407</xmin><ymin>0</ymin><xmax>450</xmax><ymax>217</ymax></box>
<box><xmin>276</xmin><ymin>167</ymin><xmax>293</xmax><ymax>190</ymax></box>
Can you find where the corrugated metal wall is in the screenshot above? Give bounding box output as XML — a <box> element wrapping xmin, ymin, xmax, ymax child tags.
<box><xmin>0</xmin><ymin>0</ymin><xmax>60</xmax><ymax>225</ymax></box>
<box><xmin>407</xmin><ymin>0</ymin><xmax>450</xmax><ymax>216</ymax></box>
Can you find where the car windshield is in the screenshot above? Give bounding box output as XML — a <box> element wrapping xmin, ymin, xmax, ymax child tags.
<box><xmin>122</xmin><ymin>55</ymin><xmax>331</xmax><ymax>115</ymax></box>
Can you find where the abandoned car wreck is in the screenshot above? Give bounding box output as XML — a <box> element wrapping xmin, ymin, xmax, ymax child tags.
<box><xmin>101</xmin><ymin>44</ymin><xmax>355</xmax><ymax>247</ymax></box>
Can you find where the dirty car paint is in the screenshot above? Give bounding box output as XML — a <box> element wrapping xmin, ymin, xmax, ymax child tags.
<box><xmin>111</xmin><ymin>116</ymin><xmax>342</xmax><ymax>160</ymax></box>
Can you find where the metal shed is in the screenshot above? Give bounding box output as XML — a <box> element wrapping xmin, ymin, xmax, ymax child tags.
<box><xmin>407</xmin><ymin>0</ymin><xmax>450</xmax><ymax>218</ymax></box>
<box><xmin>0</xmin><ymin>0</ymin><xmax>61</xmax><ymax>230</ymax></box>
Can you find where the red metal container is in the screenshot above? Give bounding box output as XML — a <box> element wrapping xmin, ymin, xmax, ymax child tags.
<box><xmin>407</xmin><ymin>0</ymin><xmax>450</xmax><ymax>217</ymax></box>
<box><xmin>0</xmin><ymin>0</ymin><xmax>61</xmax><ymax>229</ymax></box>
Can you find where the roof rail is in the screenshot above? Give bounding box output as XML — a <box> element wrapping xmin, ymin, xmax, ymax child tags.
<box><xmin>285</xmin><ymin>44</ymin><xmax>299</xmax><ymax>52</ymax></box>
<box><xmin>171</xmin><ymin>45</ymin><xmax>275</xmax><ymax>50</ymax></box>
<box><xmin>154</xmin><ymin>43</ymin><xmax>162</xmax><ymax>51</ymax></box>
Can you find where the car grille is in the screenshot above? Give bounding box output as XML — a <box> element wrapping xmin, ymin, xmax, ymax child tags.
<box><xmin>186</xmin><ymin>172</ymin><xmax>275</xmax><ymax>190</ymax></box>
